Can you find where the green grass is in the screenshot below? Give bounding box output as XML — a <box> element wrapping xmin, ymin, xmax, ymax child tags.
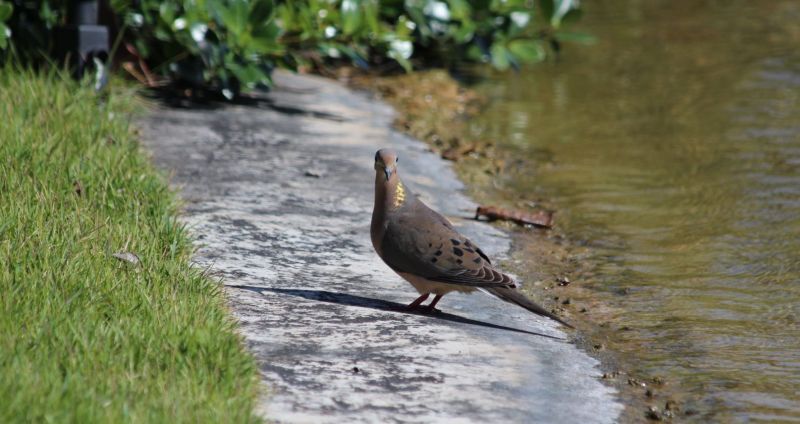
<box><xmin>0</xmin><ymin>68</ymin><xmax>261</xmax><ymax>423</ymax></box>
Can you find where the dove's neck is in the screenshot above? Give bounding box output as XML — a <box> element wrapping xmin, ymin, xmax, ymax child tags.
<box><xmin>375</xmin><ymin>171</ymin><xmax>409</xmax><ymax>210</ymax></box>
<box><xmin>371</xmin><ymin>171</ymin><xmax>409</xmax><ymax>251</ymax></box>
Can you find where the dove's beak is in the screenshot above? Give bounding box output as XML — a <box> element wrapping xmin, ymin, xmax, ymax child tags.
<box><xmin>384</xmin><ymin>167</ymin><xmax>393</xmax><ymax>180</ymax></box>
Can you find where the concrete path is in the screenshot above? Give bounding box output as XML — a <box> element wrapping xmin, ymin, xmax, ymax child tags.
<box><xmin>140</xmin><ymin>71</ymin><xmax>622</xmax><ymax>423</ymax></box>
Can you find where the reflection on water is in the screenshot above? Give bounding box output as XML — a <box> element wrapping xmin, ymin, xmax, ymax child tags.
<box><xmin>467</xmin><ymin>0</ymin><xmax>800</xmax><ymax>420</ymax></box>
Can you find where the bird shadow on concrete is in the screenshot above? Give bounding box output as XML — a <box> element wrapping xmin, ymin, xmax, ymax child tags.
<box><xmin>227</xmin><ymin>285</ymin><xmax>565</xmax><ymax>341</ymax></box>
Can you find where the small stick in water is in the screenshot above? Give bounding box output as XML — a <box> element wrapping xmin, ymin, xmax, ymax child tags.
<box><xmin>475</xmin><ymin>206</ymin><xmax>554</xmax><ymax>228</ymax></box>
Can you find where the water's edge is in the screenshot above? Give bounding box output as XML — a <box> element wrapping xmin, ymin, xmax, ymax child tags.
<box><xmin>347</xmin><ymin>70</ymin><xmax>669</xmax><ymax>422</ymax></box>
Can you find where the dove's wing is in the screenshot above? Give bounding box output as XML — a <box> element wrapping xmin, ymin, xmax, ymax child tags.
<box><xmin>380</xmin><ymin>203</ymin><xmax>516</xmax><ymax>289</ymax></box>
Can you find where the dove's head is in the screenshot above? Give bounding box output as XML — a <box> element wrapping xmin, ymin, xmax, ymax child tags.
<box><xmin>374</xmin><ymin>148</ymin><xmax>399</xmax><ymax>181</ymax></box>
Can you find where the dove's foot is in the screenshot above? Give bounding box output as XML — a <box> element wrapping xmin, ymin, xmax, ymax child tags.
<box><xmin>406</xmin><ymin>293</ymin><xmax>431</xmax><ymax>310</ymax></box>
<box><xmin>423</xmin><ymin>305</ymin><xmax>443</xmax><ymax>315</ymax></box>
<box><xmin>406</xmin><ymin>293</ymin><xmax>445</xmax><ymax>313</ymax></box>
<box><xmin>427</xmin><ymin>294</ymin><xmax>444</xmax><ymax>310</ymax></box>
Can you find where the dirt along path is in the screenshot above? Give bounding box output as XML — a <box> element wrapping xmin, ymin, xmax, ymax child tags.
<box><xmin>140</xmin><ymin>71</ymin><xmax>622</xmax><ymax>423</ymax></box>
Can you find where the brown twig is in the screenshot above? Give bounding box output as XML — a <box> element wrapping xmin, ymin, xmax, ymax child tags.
<box><xmin>475</xmin><ymin>205</ymin><xmax>554</xmax><ymax>228</ymax></box>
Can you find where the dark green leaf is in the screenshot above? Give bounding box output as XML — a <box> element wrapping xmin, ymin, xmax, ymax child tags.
<box><xmin>490</xmin><ymin>42</ymin><xmax>511</xmax><ymax>70</ymax></box>
<box><xmin>335</xmin><ymin>44</ymin><xmax>369</xmax><ymax>68</ymax></box>
<box><xmin>404</xmin><ymin>3</ymin><xmax>431</xmax><ymax>39</ymax></box>
<box><xmin>227</xmin><ymin>62</ymin><xmax>270</xmax><ymax>88</ymax></box>
<box><xmin>452</xmin><ymin>20</ymin><xmax>475</xmax><ymax>43</ymax></box>
<box><xmin>215</xmin><ymin>0</ymin><xmax>248</xmax><ymax>36</ymax></box>
<box><xmin>278</xmin><ymin>53</ymin><xmax>301</xmax><ymax>73</ymax></box>
<box><xmin>466</xmin><ymin>44</ymin><xmax>486</xmax><ymax>62</ymax></box>
<box><xmin>158</xmin><ymin>2</ymin><xmax>177</xmax><ymax>24</ymax></box>
<box><xmin>447</xmin><ymin>0</ymin><xmax>471</xmax><ymax>21</ymax></box>
<box><xmin>250</xmin><ymin>0</ymin><xmax>274</xmax><ymax>26</ymax></box>
<box><xmin>341</xmin><ymin>0</ymin><xmax>362</xmax><ymax>35</ymax></box>
<box><xmin>508</xmin><ymin>39</ymin><xmax>546</xmax><ymax>63</ymax></box>
<box><xmin>490</xmin><ymin>0</ymin><xmax>526</xmax><ymax>13</ymax></box>
<box><xmin>363</xmin><ymin>0</ymin><xmax>381</xmax><ymax>35</ymax></box>
<box><xmin>154</xmin><ymin>27</ymin><xmax>171</xmax><ymax>41</ymax></box>
<box><xmin>0</xmin><ymin>2</ymin><xmax>13</xmax><ymax>21</ymax></box>
<box><xmin>539</xmin><ymin>0</ymin><xmax>554</xmax><ymax>23</ymax></box>
<box><xmin>387</xmin><ymin>51</ymin><xmax>413</xmax><ymax>72</ymax></box>
<box><xmin>0</xmin><ymin>23</ymin><xmax>8</xmax><ymax>49</ymax></box>
<box><xmin>394</xmin><ymin>15</ymin><xmax>413</xmax><ymax>38</ymax></box>
<box><xmin>252</xmin><ymin>21</ymin><xmax>281</xmax><ymax>46</ymax></box>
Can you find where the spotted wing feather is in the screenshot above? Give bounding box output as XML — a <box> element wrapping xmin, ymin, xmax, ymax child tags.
<box><xmin>380</xmin><ymin>202</ymin><xmax>516</xmax><ymax>289</ymax></box>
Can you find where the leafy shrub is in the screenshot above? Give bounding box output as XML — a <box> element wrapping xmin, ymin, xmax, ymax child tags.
<box><xmin>1</xmin><ymin>0</ymin><xmax>588</xmax><ymax>97</ymax></box>
<box><xmin>115</xmin><ymin>0</ymin><xmax>283</xmax><ymax>98</ymax></box>
<box><xmin>276</xmin><ymin>0</ymin><xmax>588</xmax><ymax>72</ymax></box>
<box><xmin>1</xmin><ymin>1</ymin><xmax>82</xmax><ymax>62</ymax></box>
<box><xmin>0</xmin><ymin>1</ymin><xmax>12</xmax><ymax>49</ymax></box>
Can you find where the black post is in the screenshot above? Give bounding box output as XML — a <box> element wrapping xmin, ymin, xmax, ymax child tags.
<box><xmin>54</xmin><ymin>0</ymin><xmax>109</xmax><ymax>78</ymax></box>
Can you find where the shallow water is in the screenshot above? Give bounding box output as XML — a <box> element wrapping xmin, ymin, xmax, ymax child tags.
<box><xmin>466</xmin><ymin>1</ymin><xmax>800</xmax><ymax>421</ymax></box>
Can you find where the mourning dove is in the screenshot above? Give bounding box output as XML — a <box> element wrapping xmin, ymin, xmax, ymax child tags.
<box><xmin>370</xmin><ymin>148</ymin><xmax>573</xmax><ymax>328</ymax></box>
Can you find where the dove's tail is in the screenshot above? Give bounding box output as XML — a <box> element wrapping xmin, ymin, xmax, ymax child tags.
<box><xmin>485</xmin><ymin>287</ymin><xmax>574</xmax><ymax>329</ymax></box>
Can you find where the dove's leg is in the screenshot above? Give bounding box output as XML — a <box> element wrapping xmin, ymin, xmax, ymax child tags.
<box><xmin>407</xmin><ymin>293</ymin><xmax>430</xmax><ymax>309</ymax></box>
